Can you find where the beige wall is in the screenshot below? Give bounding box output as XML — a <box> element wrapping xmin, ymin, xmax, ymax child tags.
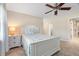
<box><xmin>43</xmin><ymin>9</ymin><xmax>79</xmax><ymax>41</ymax></box>
<box><xmin>7</xmin><ymin>11</ymin><xmax>43</xmax><ymax>33</ymax></box>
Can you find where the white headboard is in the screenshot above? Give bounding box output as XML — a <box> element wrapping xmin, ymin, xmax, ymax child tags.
<box><xmin>22</xmin><ymin>25</ymin><xmax>40</xmax><ymax>35</ymax></box>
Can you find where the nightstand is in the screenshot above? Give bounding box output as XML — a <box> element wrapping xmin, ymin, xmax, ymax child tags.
<box><xmin>8</xmin><ymin>35</ymin><xmax>21</xmax><ymax>49</ymax></box>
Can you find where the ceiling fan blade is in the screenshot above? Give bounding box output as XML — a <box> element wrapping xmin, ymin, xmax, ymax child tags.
<box><xmin>46</xmin><ymin>4</ymin><xmax>55</xmax><ymax>9</ymax></box>
<box><xmin>57</xmin><ymin>3</ymin><xmax>65</xmax><ymax>7</ymax></box>
<box><xmin>54</xmin><ymin>10</ymin><xmax>58</xmax><ymax>15</ymax></box>
<box><xmin>45</xmin><ymin>10</ymin><xmax>53</xmax><ymax>14</ymax></box>
<box><xmin>59</xmin><ymin>7</ymin><xmax>71</xmax><ymax>10</ymax></box>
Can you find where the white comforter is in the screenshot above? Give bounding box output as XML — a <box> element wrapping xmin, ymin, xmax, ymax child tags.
<box><xmin>23</xmin><ymin>34</ymin><xmax>56</xmax><ymax>43</ymax></box>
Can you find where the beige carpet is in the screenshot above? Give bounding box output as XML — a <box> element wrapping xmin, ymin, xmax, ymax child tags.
<box><xmin>6</xmin><ymin>39</ymin><xmax>79</xmax><ymax>56</ymax></box>
<box><xmin>54</xmin><ymin>40</ymin><xmax>79</xmax><ymax>56</ymax></box>
<box><xmin>6</xmin><ymin>47</ymin><xmax>25</xmax><ymax>56</ymax></box>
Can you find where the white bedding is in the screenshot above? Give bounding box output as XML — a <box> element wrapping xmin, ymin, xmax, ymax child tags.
<box><xmin>22</xmin><ymin>34</ymin><xmax>60</xmax><ymax>56</ymax></box>
<box><xmin>23</xmin><ymin>34</ymin><xmax>56</xmax><ymax>43</ymax></box>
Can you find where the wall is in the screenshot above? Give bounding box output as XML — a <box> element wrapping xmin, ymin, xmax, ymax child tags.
<box><xmin>7</xmin><ymin>11</ymin><xmax>43</xmax><ymax>33</ymax></box>
<box><xmin>43</xmin><ymin>4</ymin><xmax>79</xmax><ymax>41</ymax></box>
<box><xmin>43</xmin><ymin>16</ymin><xmax>71</xmax><ymax>41</ymax></box>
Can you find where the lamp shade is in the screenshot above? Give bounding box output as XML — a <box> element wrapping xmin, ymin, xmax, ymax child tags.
<box><xmin>8</xmin><ymin>26</ymin><xmax>21</xmax><ymax>36</ymax></box>
<box><xmin>8</xmin><ymin>26</ymin><xmax>16</xmax><ymax>36</ymax></box>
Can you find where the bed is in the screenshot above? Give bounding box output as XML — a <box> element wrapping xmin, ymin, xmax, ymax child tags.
<box><xmin>22</xmin><ymin>25</ymin><xmax>60</xmax><ymax>56</ymax></box>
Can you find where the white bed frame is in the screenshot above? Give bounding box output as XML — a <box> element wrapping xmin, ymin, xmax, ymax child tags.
<box><xmin>22</xmin><ymin>35</ymin><xmax>60</xmax><ymax>56</ymax></box>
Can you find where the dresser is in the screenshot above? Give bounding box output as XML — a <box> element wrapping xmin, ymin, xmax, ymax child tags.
<box><xmin>8</xmin><ymin>35</ymin><xmax>21</xmax><ymax>49</ymax></box>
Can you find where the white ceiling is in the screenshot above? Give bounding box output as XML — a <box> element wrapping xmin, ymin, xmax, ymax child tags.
<box><xmin>6</xmin><ymin>3</ymin><xmax>79</xmax><ymax>18</ymax></box>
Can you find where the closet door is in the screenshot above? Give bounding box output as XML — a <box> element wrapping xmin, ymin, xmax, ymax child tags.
<box><xmin>0</xmin><ymin>5</ymin><xmax>1</xmax><ymax>56</ymax></box>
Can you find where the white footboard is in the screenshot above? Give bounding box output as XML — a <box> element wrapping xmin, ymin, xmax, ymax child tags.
<box><xmin>29</xmin><ymin>37</ymin><xmax>60</xmax><ymax>56</ymax></box>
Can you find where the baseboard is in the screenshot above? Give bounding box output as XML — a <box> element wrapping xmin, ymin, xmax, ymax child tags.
<box><xmin>60</xmin><ymin>38</ymin><xmax>71</xmax><ymax>42</ymax></box>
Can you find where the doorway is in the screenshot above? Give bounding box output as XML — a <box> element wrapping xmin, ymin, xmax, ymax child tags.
<box><xmin>70</xmin><ymin>18</ymin><xmax>79</xmax><ymax>40</ymax></box>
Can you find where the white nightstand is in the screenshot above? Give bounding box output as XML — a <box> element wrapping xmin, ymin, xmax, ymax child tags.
<box><xmin>8</xmin><ymin>35</ymin><xmax>21</xmax><ymax>49</ymax></box>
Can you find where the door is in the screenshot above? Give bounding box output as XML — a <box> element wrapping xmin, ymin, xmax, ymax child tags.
<box><xmin>0</xmin><ymin>4</ymin><xmax>8</xmax><ymax>56</ymax></box>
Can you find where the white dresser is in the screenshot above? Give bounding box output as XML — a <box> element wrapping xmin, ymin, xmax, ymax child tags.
<box><xmin>8</xmin><ymin>35</ymin><xmax>21</xmax><ymax>49</ymax></box>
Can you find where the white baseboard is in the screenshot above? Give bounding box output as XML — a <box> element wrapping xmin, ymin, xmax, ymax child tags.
<box><xmin>60</xmin><ymin>38</ymin><xmax>71</xmax><ymax>42</ymax></box>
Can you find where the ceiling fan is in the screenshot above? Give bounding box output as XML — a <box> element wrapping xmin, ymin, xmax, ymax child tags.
<box><xmin>45</xmin><ymin>3</ymin><xmax>71</xmax><ymax>15</ymax></box>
